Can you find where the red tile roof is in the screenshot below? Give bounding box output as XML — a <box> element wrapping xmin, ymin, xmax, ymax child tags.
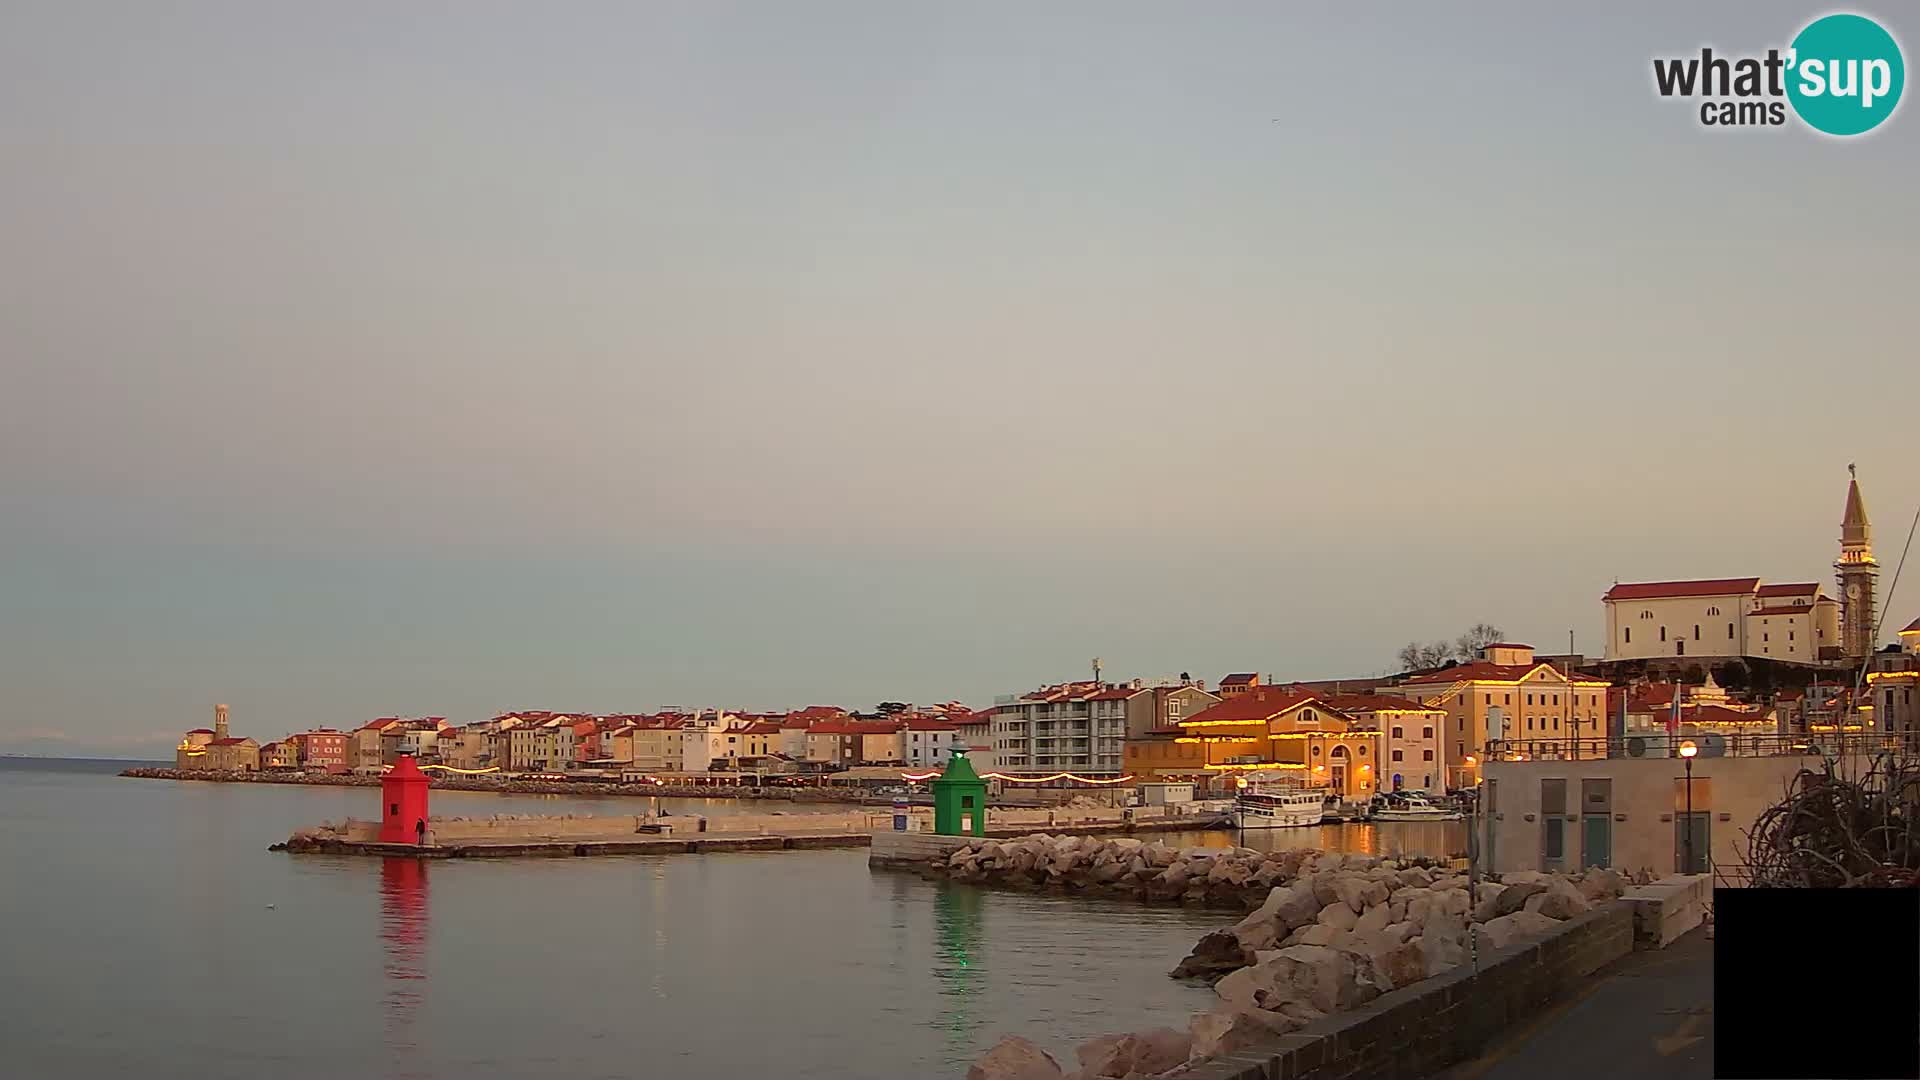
<box><xmin>904</xmin><ymin>718</ymin><xmax>959</xmax><ymax>731</ymax></box>
<box><xmin>1901</xmin><ymin>618</ymin><xmax>1920</xmax><ymax>634</ymax></box>
<box><xmin>1085</xmin><ymin>687</ymin><xmax>1143</xmax><ymax>701</ymax></box>
<box><xmin>1481</xmin><ymin>643</ymin><xmax>1532</xmax><ymax>650</ymax></box>
<box><xmin>1756</xmin><ymin>582</ymin><xmax>1820</xmax><ymax>598</ymax></box>
<box><xmin>209</xmin><ymin>737</ymin><xmax>253</xmax><ymax>746</ymax></box>
<box><xmin>185</xmin><ymin>728</ymin><xmax>215</xmax><ymax>735</ymax></box>
<box><xmin>741</xmin><ymin>722</ymin><xmax>783</xmax><ymax>735</ymax></box>
<box><xmin>1398</xmin><ymin>659</ymin><xmax>1600</xmax><ymax>686</ymax></box>
<box><xmin>1219</xmin><ymin>673</ymin><xmax>1258</xmax><ymax>686</ymax></box>
<box><xmin>1603</xmin><ymin>578</ymin><xmax>1760</xmax><ymax>601</ymax></box>
<box><xmin>1182</xmin><ymin>688</ymin><xmax>1322</xmax><ymax>724</ymax></box>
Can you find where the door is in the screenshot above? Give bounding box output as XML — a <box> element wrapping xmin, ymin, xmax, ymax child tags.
<box><xmin>1582</xmin><ymin>814</ymin><xmax>1611</xmax><ymax>869</ymax></box>
<box><xmin>1541</xmin><ymin>817</ymin><xmax>1567</xmax><ymax>872</ymax></box>
<box><xmin>1673</xmin><ymin>813</ymin><xmax>1710</xmax><ymax>873</ymax></box>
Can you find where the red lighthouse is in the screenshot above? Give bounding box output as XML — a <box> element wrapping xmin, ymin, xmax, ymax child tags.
<box><xmin>379</xmin><ymin>754</ymin><xmax>431</xmax><ymax>844</ymax></box>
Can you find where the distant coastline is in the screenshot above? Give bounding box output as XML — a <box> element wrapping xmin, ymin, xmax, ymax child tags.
<box><xmin>117</xmin><ymin>766</ymin><xmax>872</xmax><ymax>802</ymax></box>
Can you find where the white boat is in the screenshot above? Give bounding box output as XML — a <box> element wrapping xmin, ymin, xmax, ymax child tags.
<box><xmin>1231</xmin><ymin>773</ymin><xmax>1330</xmax><ymax>829</ymax></box>
<box><xmin>1368</xmin><ymin>793</ymin><xmax>1462</xmax><ymax>822</ymax></box>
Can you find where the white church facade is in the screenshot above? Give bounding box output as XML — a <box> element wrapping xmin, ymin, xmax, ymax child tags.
<box><xmin>1602</xmin><ymin>472</ymin><xmax>1873</xmax><ymax>666</ymax></box>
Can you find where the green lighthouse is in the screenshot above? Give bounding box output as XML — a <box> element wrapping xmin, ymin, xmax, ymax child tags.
<box><xmin>931</xmin><ymin>748</ymin><xmax>988</xmax><ymax>836</ymax></box>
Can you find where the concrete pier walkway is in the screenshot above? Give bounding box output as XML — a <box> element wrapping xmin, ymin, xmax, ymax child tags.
<box><xmin>1432</xmin><ymin>926</ymin><xmax>1713</xmax><ymax>1080</ymax></box>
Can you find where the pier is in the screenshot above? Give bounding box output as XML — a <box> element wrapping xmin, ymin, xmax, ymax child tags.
<box><xmin>273</xmin><ymin>810</ymin><xmax>1229</xmax><ymax>859</ymax></box>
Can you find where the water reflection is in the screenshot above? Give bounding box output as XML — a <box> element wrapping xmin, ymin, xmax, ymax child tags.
<box><xmin>379</xmin><ymin>857</ymin><xmax>430</xmax><ymax>1079</ymax></box>
<box><xmin>1176</xmin><ymin>821</ymin><xmax>1468</xmax><ymax>860</ymax></box>
<box><xmin>932</xmin><ymin>884</ymin><xmax>986</xmax><ymax>1056</ymax></box>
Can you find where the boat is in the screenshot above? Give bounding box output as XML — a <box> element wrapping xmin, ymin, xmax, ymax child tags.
<box><xmin>1232</xmin><ymin>772</ymin><xmax>1330</xmax><ymax>829</ymax></box>
<box><xmin>1368</xmin><ymin>792</ymin><xmax>1463</xmax><ymax>822</ymax></box>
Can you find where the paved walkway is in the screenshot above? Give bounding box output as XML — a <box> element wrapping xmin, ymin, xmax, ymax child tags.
<box><xmin>1434</xmin><ymin>927</ymin><xmax>1713</xmax><ymax>1080</ymax></box>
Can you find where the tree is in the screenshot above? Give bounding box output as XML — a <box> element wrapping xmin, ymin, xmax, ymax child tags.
<box><xmin>1453</xmin><ymin>623</ymin><xmax>1506</xmax><ymax>661</ymax></box>
<box><xmin>874</xmin><ymin>701</ymin><xmax>910</xmax><ymax>716</ymax></box>
<box><xmin>1396</xmin><ymin>640</ymin><xmax>1454</xmax><ymax>672</ymax></box>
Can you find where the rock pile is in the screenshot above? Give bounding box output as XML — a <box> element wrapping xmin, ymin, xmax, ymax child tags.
<box><xmin>962</xmin><ymin>844</ymin><xmax>1627</xmax><ymax>1079</ymax></box>
<box><xmin>928</xmin><ymin>834</ymin><xmax>1452</xmax><ymax>910</ymax></box>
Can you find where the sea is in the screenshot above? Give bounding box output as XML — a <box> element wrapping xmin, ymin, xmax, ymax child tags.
<box><xmin>0</xmin><ymin>757</ymin><xmax>1466</xmax><ymax>1079</ymax></box>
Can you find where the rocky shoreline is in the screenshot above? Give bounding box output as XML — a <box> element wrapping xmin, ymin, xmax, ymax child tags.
<box><xmin>943</xmin><ymin>836</ymin><xmax>1633</xmax><ymax>1079</ymax></box>
<box><xmin>117</xmin><ymin>767</ymin><xmax>872</xmax><ymax>803</ymax></box>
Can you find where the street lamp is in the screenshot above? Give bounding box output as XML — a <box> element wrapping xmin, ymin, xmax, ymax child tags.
<box><xmin>1679</xmin><ymin>740</ymin><xmax>1698</xmax><ymax>874</ymax></box>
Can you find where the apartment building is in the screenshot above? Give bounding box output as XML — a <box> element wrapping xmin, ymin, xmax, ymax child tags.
<box><xmin>989</xmin><ymin>682</ymin><xmax>1130</xmax><ymax>778</ymax></box>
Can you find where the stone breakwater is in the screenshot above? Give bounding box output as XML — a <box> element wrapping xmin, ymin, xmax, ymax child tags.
<box><xmin>916</xmin><ymin>834</ymin><xmax>1454</xmax><ymax>910</ymax></box>
<box><xmin>117</xmin><ymin>767</ymin><xmax>870</xmax><ymax>802</ymax></box>
<box><xmin>950</xmin><ymin>837</ymin><xmax>1632</xmax><ymax>1080</ymax></box>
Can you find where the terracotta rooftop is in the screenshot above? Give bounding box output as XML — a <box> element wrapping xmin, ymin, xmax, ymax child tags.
<box><xmin>1398</xmin><ymin>659</ymin><xmax>1603</xmax><ymax>686</ymax></box>
<box><xmin>1902</xmin><ymin>618</ymin><xmax>1920</xmax><ymax>634</ymax></box>
<box><xmin>1603</xmin><ymin>577</ymin><xmax>1761</xmax><ymax>601</ymax></box>
<box><xmin>1182</xmin><ymin>688</ymin><xmax>1322</xmax><ymax>725</ymax></box>
<box><xmin>1756</xmin><ymin>582</ymin><xmax>1821</xmax><ymax>598</ymax></box>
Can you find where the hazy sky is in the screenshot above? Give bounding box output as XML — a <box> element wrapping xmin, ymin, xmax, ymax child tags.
<box><xmin>3</xmin><ymin>2</ymin><xmax>1915</xmax><ymax>755</ymax></box>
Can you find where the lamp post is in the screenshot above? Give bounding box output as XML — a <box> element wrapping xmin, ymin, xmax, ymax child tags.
<box><xmin>1679</xmin><ymin>740</ymin><xmax>1699</xmax><ymax>874</ymax></box>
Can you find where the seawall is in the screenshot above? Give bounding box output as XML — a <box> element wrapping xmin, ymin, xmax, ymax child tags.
<box><xmin>1182</xmin><ymin>903</ymin><xmax>1636</xmax><ymax>1080</ymax></box>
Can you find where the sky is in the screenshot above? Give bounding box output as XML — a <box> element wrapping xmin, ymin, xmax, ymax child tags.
<box><xmin>2</xmin><ymin>2</ymin><xmax>1916</xmax><ymax>756</ymax></box>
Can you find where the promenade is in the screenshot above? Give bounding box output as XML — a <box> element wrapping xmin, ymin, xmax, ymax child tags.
<box><xmin>1432</xmin><ymin>926</ymin><xmax>1713</xmax><ymax>1080</ymax></box>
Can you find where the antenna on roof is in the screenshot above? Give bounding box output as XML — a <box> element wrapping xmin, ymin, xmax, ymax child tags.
<box><xmin>1092</xmin><ymin>657</ymin><xmax>1103</xmax><ymax>684</ymax></box>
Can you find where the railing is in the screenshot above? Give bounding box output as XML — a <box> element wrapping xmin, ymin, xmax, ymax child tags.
<box><xmin>1486</xmin><ymin>732</ymin><xmax>1907</xmax><ymax>761</ymax></box>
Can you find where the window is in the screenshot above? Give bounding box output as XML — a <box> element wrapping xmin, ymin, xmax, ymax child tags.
<box><xmin>1552</xmin><ymin>718</ymin><xmax>1560</xmax><ymax>730</ymax></box>
<box><xmin>1527</xmin><ymin>693</ymin><xmax>1534</xmax><ymax>706</ymax></box>
<box><xmin>1392</xmin><ymin>749</ymin><xmax>1404</xmax><ymax>761</ymax></box>
<box><xmin>1625</xmin><ymin>627</ymin><xmax>1631</xmax><ymax>644</ymax></box>
<box><xmin>1693</xmin><ymin>624</ymin><xmax>1700</xmax><ymax>640</ymax></box>
<box><xmin>1422</xmin><ymin>726</ymin><xmax>1434</xmax><ymax>738</ymax></box>
<box><xmin>1526</xmin><ymin>718</ymin><xmax>1534</xmax><ymax>730</ymax></box>
<box><xmin>1423</xmin><ymin>750</ymin><xmax>1434</xmax><ymax>761</ymax></box>
<box><xmin>1660</xmin><ymin>626</ymin><xmax>1667</xmax><ymax>642</ymax></box>
<box><xmin>1358</xmin><ymin>745</ymin><xmax>1367</xmax><ymax>757</ymax></box>
<box><xmin>1763</xmin><ymin>633</ymin><xmax>1769</xmax><ymax>642</ymax></box>
<box><xmin>1640</xmin><ymin>610</ymin><xmax>1654</xmax><ymax>620</ymax></box>
<box><xmin>1457</xmin><ymin>741</ymin><xmax>1465</xmax><ymax>758</ymax></box>
<box><xmin>1504</xmin><ymin>694</ymin><xmax>1511</xmax><ymax>705</ymax></box>
<box><xmin>1728</xmin><ymin>623</ymin><xmax>1735</xmax><ymax>639</ymax></box>
<box><xmin>1789</xmin><ymin>630</ymin><xmax>1795</xmax><ymax>641</ymax></box>
<box><xmin>1707</xmin><ymin>606</ymin><xmax>1720</xmax><ymax>616</ymax></box>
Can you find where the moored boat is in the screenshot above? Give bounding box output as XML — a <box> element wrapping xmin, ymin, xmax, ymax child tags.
<box><xmin>1367</xmin><ymin>792</ymin><xmax>1463</xmax><ymax>822</ymax></box>
<box><xmin>1232</xmin><ymin>772</ymin><xmax>1330</xmax><ymax>829</ymax></box>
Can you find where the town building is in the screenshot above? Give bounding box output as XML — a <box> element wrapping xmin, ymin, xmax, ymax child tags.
<box><xmin>1602</xmin><ymin>473</ymin><xmax>1880</xmax><ymax>666</ymax></box>
<box><xmin>1866</xmin><ymin>623</ymin><xmax>1920</xmax><ymax>739</ymax></box>
<box><xmin>1478</xmin><ymin>735</ymin><xmax>1886</xmax><ymax>877</ymax></box>
<box><xmin>988</xmin><ymin>681</ymin><xmax>1131</xmax><ymax>778</ymax></box>
<box><xmin>1837</xmin><ymin>470</ymin><xmax>1878</xmax><ymax>660</ymax></box>
<box><xmin>1321</xmin><ymin>693</ymin><xmax>1445</xmax><ymax>794</ymax></box>
<box><xmin>902</xmin><ymin>717</ymin><xmax>960</xmax><ymax>767</ymax></box>
<box><xmin>1217</xmin><ymin>673</ymin><xmax>1260</xmax><ymax>698</ymax></box>
<box><xmin>1115</xmin><ymin>678</ymin><xmax>1219</xmax><ymax>739</ymax></box>
<box><xmin>203</xmin><ymin>736</ymin><xmax>259</xmax><ymax>771</ymax></box>
<box><xmin>804</xmin><ymin>720</ymin><xmax>865</xmax><ymax>768</ymax></box>
<box><xmin>1123</xmin><ymin>687</ymin><xmax>1383</xmax><ymax>799</ymax></box>
<box><xmin>260</xmin><ymin>740</ymin><xmax>300</xmax><ymax>770</ymax></box>
<box><xmin>350</xmin><ymin>718</ymin><xmax>404</xmax><ymax>773</ymax></box>
<box><xmin>291</xmin><ymin>730</ymin><xmax>348</xmax><ymax>770</ymax></box>
<box><xmin>1602</xmin><ymin>578</ymin><xmax>1840</xmax><ymax>663</ymax></box>
<box><xmin>951</xmin><ymin>709</ymin><xmax>995</xmax><ymax>770</ymax></box>
<box><xmin>629</xmin><ymin>717</ymin><xmax>688</xmax><ymax>772</ymax></box>
<box><xmin>1384</xmin><ymin>643</ymin><xmax>1611</xmax><ymax>789</ymax></box>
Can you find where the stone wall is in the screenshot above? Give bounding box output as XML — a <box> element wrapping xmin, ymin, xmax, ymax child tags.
<box><xmin>1181</xmin><ymin>903</ymin><xmax>1635</xmax><ymax>1080</ymax></box>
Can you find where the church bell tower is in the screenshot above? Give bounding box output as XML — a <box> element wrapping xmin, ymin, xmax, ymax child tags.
<box><xmin>1836</xmin><ymin>465</ymin><xmax>1878</xmax><ymax>660</ymax></box>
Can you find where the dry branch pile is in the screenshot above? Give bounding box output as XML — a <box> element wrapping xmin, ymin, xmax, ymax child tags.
<box><xmin>1745</xmin><ymin>757</ymin><xmax>1920</xmax><ymax>888</ymax></box>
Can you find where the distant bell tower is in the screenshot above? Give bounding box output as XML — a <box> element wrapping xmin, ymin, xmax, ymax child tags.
<box><xmin>1836</xmin><ymin>465</ymin><xmax>1878</xmax><ymax>660</ymax></box>
<box><xmin>214</xmin><ymin>703</ymin><xmax>230</xmax><ymax>742</ymax></box>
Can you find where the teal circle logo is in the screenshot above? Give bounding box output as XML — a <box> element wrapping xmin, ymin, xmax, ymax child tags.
<box><xmin>1786</xmin><ymin>13</ymin><xmax>1905</xmax><ymax>136</ymax></box>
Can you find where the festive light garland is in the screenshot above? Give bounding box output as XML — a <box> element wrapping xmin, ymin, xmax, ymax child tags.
<box><xmin>897</xmin><ymin>770</ymin><xmax>1134</xmax><ymax>785</ymax></box>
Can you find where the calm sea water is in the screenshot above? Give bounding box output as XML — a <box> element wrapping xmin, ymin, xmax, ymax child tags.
<box><xmin>0</xmin><ymin>759</ymin><xmax>1464</xmax><ymax>1080</ymax></box>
